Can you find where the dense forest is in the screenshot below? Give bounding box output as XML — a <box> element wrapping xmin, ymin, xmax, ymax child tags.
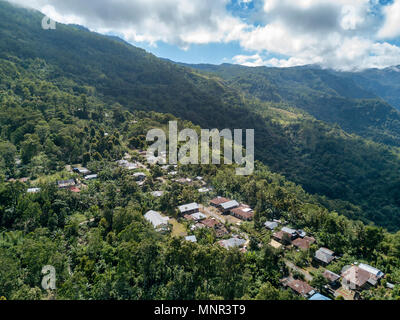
<box><xmin>1</xmin><ymin>1</ymin><xmax>400</xmax><ymax>230</ymax></box>
<box><xmin>1</xmin><ymin>57</ymin><xmax>400</xmax><ymax>300</ymax></box>
<box><xmin>0</xmin><ymin>1</ymin><xmax>400</xmax><ymax>301</ymax></box>
<box><xmin>186</xmin><ymin>63</ymin><xmax>400</xmax><ymax>147</ymax></box>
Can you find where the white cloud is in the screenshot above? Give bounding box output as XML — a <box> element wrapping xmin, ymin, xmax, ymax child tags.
<box><xmin>8</xmin><ymin>0</ymin><xmax>246</xmax><ymax>47</ymax></box>
<box><xmin>377</xmin><ymin>0</ymin><xmax>400</xmax><ymax>39</ymax></box>
<box><xmin>232</xmin><ymin>54</ymin><xmax>266</xmax><ymax>67</ymax></box>
<box><xmin>6</xmin><ymin>0</ymin><xmax>400</xmax><ymax>70</ymax></box>
<box><xmin>233</xmin><ymin>0</ymin><xmax>400</xmax><ymax>70</ymax></box>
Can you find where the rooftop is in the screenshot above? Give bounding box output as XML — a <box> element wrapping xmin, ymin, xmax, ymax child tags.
<box><xmin>292</xmin><ymin>236</ymin><xmax>315</xmax><ymax>250</ymax></box>
<box><xmin>231</xmin><ymin>207</ymin><xmax>254</xmax><ymax>220</ymax></box>
<box><xmin>85</xmin><ymin>174</ymin><xmax>98</xmax><ymax>180</ymax></box>
<box><xmin>178</xmin><ymin>202</ymin><xmax>199</xmax><ymax>213</ymax></box>
<box><xmin>358</xmin><ymin>263</ymin><xmax>384</xmax><ymax>279</ymax></box>
<box><xmin>265</xmin><ymin>221</ymin><xmax>278</xmax><ymax>230</ymax></box>
<box><xmin>281</xmin><ymin>227</ymin><xmax>297</xmax><ymax>235</ymax></box>
<box><xmin>190</xmin><ymin>212</ymin><xmax>207</xmax><ymax>221</ymax></box>
<box><xmin>210</xmin><ymin>197</ymin><xmax>231</xmax><ymax>206</ymax></box>
<box><xmin>220</xmin><ymin>200</ymin><xmax>240</xmax><ymax>210</ymax></box>
<box><xmin>219</xmin><ymin>238</ymin><xmax>246</xmax><ymax>249</ymax></box>
<box><xmin>185</xmin><ymin>235</ymin><xmax>197</xmax><ymax>243</ymax></box>
<box><xmin>309</xmin><ymin>293</ymin><xmax>331</xmax><ymax>301</ymax></box>
<box><xmin>144</xmin><ymin>210</ymin><xmax>170</xmax><ymax>228</ymax></box>
<box><xmin>342</xmin><ymin>265</ymin><xmax>371</xmax><ymax>288</ymax></box>
<box><xmin>201</xmin><ymin>218</ymin><xmax>220</xmax><ymax>228</ymax></box>
<box><xmin>315</xmin><ymin>248</ymin><xmax>335</xmax><ymax>264</ymax></box>
<box><xmin>287</xmin><ymin>279</ymin><xmax>315</xmax><ymax>296</ymax></box>
<box><xmin>323</xmin><ymin>270</ymin><xmax>341</xmax><ymax>283</ymax></box>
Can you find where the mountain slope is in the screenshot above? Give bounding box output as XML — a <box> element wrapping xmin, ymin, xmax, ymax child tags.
<box><xmin>2</xmin><ymin>1</ymin><xmax>400</xmax><ymax>230</ymax></box>
<box><xmin>185</xmin><ymin>63</ymin><xmax>400</xmax><ymax>148</ymax></box>
<box><xmin>339</xmin><ymin>66</ymin><xmax>400</xmax><ymax>111</ymax></box>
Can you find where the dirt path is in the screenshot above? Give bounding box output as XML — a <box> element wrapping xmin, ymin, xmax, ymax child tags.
<box><xmin>284</xmin><ymin>259</ymin><xmax>314</xmax><ymax>282</ymax></box>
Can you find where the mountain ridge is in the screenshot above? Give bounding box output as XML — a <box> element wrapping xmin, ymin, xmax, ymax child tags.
<box><xmin>1</xmin><ymin>0</ymin><xmax>400</xmax><ymax>230</ymax></box>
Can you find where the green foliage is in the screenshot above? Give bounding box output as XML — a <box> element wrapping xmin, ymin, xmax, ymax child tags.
<box><xmin>0</xmin><ymin>1</ymin><xmax>399</xmax><ymax>301</ymax></box>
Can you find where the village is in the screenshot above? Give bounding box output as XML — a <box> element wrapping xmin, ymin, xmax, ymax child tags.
<box><xmin>9</xmin><ymin>149</ymin><xmax>393</xmax><ymax>301</ymax></box>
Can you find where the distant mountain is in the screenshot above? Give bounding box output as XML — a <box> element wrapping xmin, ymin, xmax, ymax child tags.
<box><xmin>184</xmin><ymin>63</ymin><xmax>400</xmax><ymax>147</ymax></box>
<box><xmin>339</xmin><ymin>66</ymin><xmax>400</xmax><ymax>111</ymax></box>
<box><xmin>1</xmin><ymin>0</ymin><xmax>400</xmax><ymax>229</ymax></box>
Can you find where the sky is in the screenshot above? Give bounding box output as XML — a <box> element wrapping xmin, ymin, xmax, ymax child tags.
<box><xmin>7</xmin><ymin>0</ymin><xmax>400</xmax><ymax>70</ymax></box>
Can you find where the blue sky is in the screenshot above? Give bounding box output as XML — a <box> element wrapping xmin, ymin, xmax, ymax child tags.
<box><xmin>9</xmin><ymin>0</ymin><xmax>400</xmax><ymax>70</ymax></box>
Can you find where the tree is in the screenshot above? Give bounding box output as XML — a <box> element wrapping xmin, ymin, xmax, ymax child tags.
<box><xmin>311</xmin><ymin>272</ymin><xmax>328</xmax><ymax>292</ymax></box>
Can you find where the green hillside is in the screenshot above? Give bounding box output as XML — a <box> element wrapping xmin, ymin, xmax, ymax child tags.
<box><xmin>186</xmin><ymin>63</ymin><xmax>400</xmax><ymax>147</ymax></box>
<box><xmin>1</xmin><ymin>0</ymin><xmax>400</xmax><ymax>230</ymax></box>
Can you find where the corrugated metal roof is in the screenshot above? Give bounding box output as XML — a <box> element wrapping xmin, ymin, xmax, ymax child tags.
<box><xmin>185</xmin><ymin>236</ymin><xmax>197</xmax><ymax>243</ymax></box>
<box><xmin>309</xmin><ymin>293</ymin><xmax>331</xmax><ymax>300</ymax></box>
<box><xmin>220</xmin><ymin>200</ymin><xmax>239</xmax><ymax>210</ymax></box>
<box><xmin>359</xmin><ymin>263</ymin><xmax>384</xmax><ymax>278</ymax></box>
<box><xmin>178</xmin><ymin>203</ymin><xmax>199</xmax><ymax>213</ymax></box>
<box><xmin>315</xmin><ymin>248</ymin><xmax>335</xmax><ymax>264</ymax></box>
<box><xmin>265</xmin><ymin>221</ymin><xmax>278</xmax><ymax>230</ymax></box>
<box><xmin>190</xmin><ymin>212</ymin><xmax>207</xmax><ymax>221</ymax></box>
<box><xmin>281</xmin><ymin>227</ymin><xmax>297</xmax><ymax>235</ymax></box>
<box><xmin>221</xmin><ymin>238</ymin><xmax>246</xmax><ymax>248</ymax></box>
<box><xmin>144</xmin><ymin>210</ymin><xmax>169</xmax><ymax>228</ymax></box>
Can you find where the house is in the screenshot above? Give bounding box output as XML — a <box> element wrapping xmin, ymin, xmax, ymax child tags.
<box><xmin>341</xmin><ymin>265</ymin><xmax>372</xmax><ymax>291</ymax></box>
<box><xmin>198</xmin><ymin>188</ymin><xmax>211</xmax><ymax>193</ymax></box>
<box><xmin>273</xmin><ymin>231</ymin><xmax>288</xmax><ymax>243</ymax></box>
<box><xmin>297</xmin><ymin>230</ymin><xmax>307</xmax><ymax>238</ymax></box>
<box><xmin>387</xmin><ymin>283</ymin><xmax>395</xmax><ymax>290</ymax></box>
<box><xmin>151</xmin><ymin>191</ymin><xmax>164</xmax><ymax>197</ymax></box>
<box><xmin>265</xmin><ymin>221</ymin><xmax>278</xmax><ymax>230</ymax></box>
<box><xmin>219</xmin><ymin>200</ymin><xmax>240</xmax><ymax>214</ymax></box>
<box><xmin>315</xmin><ymin>248</ymin><xmax>335</xmax><ymax>265</ymax></box>
<box><xmin>323</xmin><ymin>270</ymin><xmax>341</xmax><ymax>285</ymax></box>
<box><xmin>358</xmin><ymin>263</ymin><xmax>385</xmax><ymax>283</ymax></box>
<box><xmin>292</xmin><ymin>236</ymin><xmax>316</xmax><ymax>250</ymax></box>
<box><xmin>273</xmin><ymin>227</ymin><xmax>298</xmax><ymax>244</ymax></box>
<box><xmin>323</xmin><ymin>270</ymin><xmax>341</xmax><ymax>291</ymax></box>
<box><xmin>201</xmin><ymin>218</ymin><xmax>229</xmax><ymax>238</ymax></box>
<box><xmin>185</xmin><ymin>235</ymin><xmax>197</xmax><ymax>243</ymax></box>
<box><xmin>201</xmin><ymin>218</ymin><xmax>221</xmax><ymax>229</ymax></box>
<box><xmin>190</xmin><ymin>223</ymin><xmax>206</xmax><ymax>231</ymax></box>
<box><xmin>281</xmin><ymin>227</ymin><xmax>298</xmax><ymax>238</ymax></box>
<box><xmin>309</xmin><ymin>293</ymin><xmax>331</xmax><ymax>301</ymax></box>
<box><xmin>73</xmin><ymin>167</ymin><xmax>91</xmax><ymax>175</ymax></box>
<box><xmin>210</xmin><ymin>197</ymin><xmax>230</xmax><ymax>207</ymax></box>
<box><xmin>230</xmin><ymin>206</ymin><xmax>254</xmax><ymax>221</ymax></box>
<box><xmin>27</xmin><ymin>188</ymin><xmax>41</xmax><ymax>194</ymax></box>
<box><xmin>69</xmin><ymin>187</ymin><xmax>81</xmax><ymax>193</ymax></box>
<box><xmin>57</xmin><ymin>179</ymin><xmax>76</xmax><ymax>189</ymax></box>
<box><xmin>84</xmin><ymin>174</ymin><xmax>98</xmax><ymax>180</ymax></box>
<box><xmin>341</xmin><ymin>263</ymin><xmax>384</xmax><ymax>291</ymax></box>
<box><xmin>144</xmin><ymin>210</ymin><xmax>170</xmax><ymax>231</ymax></box>
<box><xmin>215</xmin><ymin>226</ymin><xmax>229</xmax><ymax>238</ymax></box>
<box><xmin>286</xmin><ymin>279</ymin><xmax>315</xmax><ymax>298</ymax></box>
<box><xmin>116</xmin><ymin>159</ymin><xmax>138</xmax><ymax>170</ymax></box>
<box><xmin>218</xmin><ymin>238</ymin><xmax>246</xmax><ymax>249</ymax></box>
<box><xmin>178</xmin><ymin>203</ymin><xmax>199</xmax><ymax>215</ymax></box>
<box><xmin>190</xmin><ymin>212</ymin><xmax>207</xmax><ymax>221</ymax></box>
<box><xmin>175</xmin><ymin>178</ymin><xmax>192</xmax><ymax>184</ymax></box>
